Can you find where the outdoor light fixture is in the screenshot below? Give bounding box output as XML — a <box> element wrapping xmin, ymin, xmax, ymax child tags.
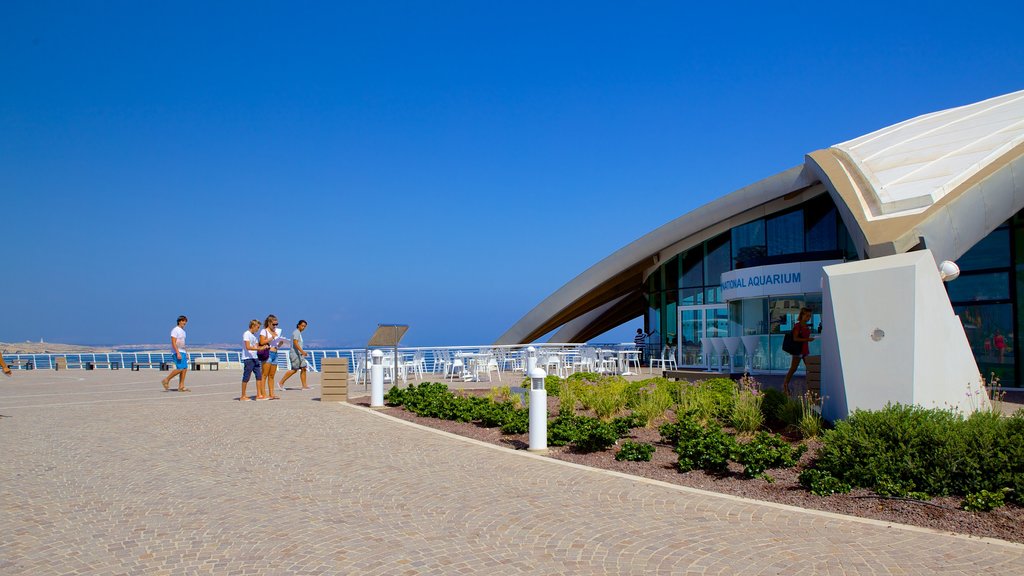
<box><xmin>938</xmin><ymin>260</ymin><xmax>960</xmax><ymax>282</ymax></box>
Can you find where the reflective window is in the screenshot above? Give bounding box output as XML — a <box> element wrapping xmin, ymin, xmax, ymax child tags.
<box><xmin>680</xmin><ymin>248</ymin><xmax>704</xmax><ymax>288</ymax></box>
<box><xmin>767</xmin><ymin>210</ymin><xmax>804</xmax><ymax>256</ymax></box>
<box><xmin>947</xmin><ymin>272</ymin><xmax>1010</xmax><ymax>302</ymax></box>
<box><xmin>732</xmin><ymin>220</ymin><xmax>766</xmax><ymax>269</ymax></box>
<box><xmin>955</xmin><ymin>303</ymin><xmax>1015</xmax><ymax>385</ymax></box>
<box><xmin>805</xmin><ymin>194</ymin><xmax>838</xmax><ymax>253</ymax></box>
<box><xmin>705</xmin><ymin>233</ymin><xmax>731</xmax><ymax>286</ymax></box>
<box><xmin>958</xmin><ymin>227</ymin><xmax>1010</xmax><ymax>271</ymax></box>
<box><xmin>679</xmin><ymin>287</ymin><xmax>703</xmax><ymax>306</ymax></box>
<box><xmin>664</xmin><ymin>255</ymin><xmax>679</xmax><ymax>291</ymax></box>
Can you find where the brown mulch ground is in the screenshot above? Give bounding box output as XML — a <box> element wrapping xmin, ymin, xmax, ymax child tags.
<box><xmin>352</xmin><ymin>392</ymin><xmax>1024</xmax><ymax>545</ymax></box>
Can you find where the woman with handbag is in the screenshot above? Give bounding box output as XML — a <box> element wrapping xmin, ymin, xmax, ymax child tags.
<box><xmin>782</xmin><ymin>308</ymin><xmax>815</xmax><ymax>396</ymax></box>
<box><xmin>259</xmin><ymin>314</ymin><xmax>282</xmax><ymax>400</ymax></box>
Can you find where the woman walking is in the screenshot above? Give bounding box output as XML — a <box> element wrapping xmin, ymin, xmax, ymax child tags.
<box><xmin>782</xmin><ymin>307</ymin><xmax>815</xmax><ymax>396</ymax></box>
<box><xmin>259</xmin><ymin>314</ymin><xmax>282</xmax><ymax>399</ymax></box>
<box><xmin>279</xmin><ymin>319</ymin><xmax>311</xmax><ymax>390</ymax></box>
<box><xmin>241</xmin><ymin>319</ymin><xmax>267</xmax><ymax>400</ymax></box>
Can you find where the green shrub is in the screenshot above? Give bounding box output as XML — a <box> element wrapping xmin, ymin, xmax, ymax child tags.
<box><xmin>548</xmin><ymin>414</ymin><xmax>582</xmax><ymax>446</ymax></box>
<box><xmin>815</xmin><ymin>404</ymin><xmax>1024</xmax><ymax>501</ymax></box>
<box><xmin>798</xmin><ymin>469</ymin><xmax>851</xmax><ymax>496</ymax></box>
<box><xmin>776</xmin><ymin>397</ymin><xmax>804</xmax><ymax>430</ymax></box>
<box><xmin>732</xmin><ymin>432</ymin><xmax>806</xmax><ymax>479</ymax></box>
<box><xmin>384</xmin><ymin>384</ymin><xmax>407</xmax><ymax>406</ymax></box>
<box><xmin>611</xmin><ymin>413</ymin><xmax>644</xmax><ymax>437</ymax></box>
<box><xmin>572</xmin><ymin>417</ymin><xmax>620</xmax><ymax>453</ymax></box>
<box><xmin>675</xmin><ymin>417</ymin><xmax>736</xmax><ymax>473</ymax></box>
<box><xmin>616</xmin><ymin>441</ymin><xmax>655</xmax><ymax>462</ymax></box>
<box><xmin>760</xmin><ymin>388</ymin><xmax>788</xmax><ymax>423</ymax></box>
<box><xmin>544</xmin><ymin>375</ymin><xmax>562</xmax><ymax>397</ymax></box>
<box><xmin>499</xmin><ymin>408</ymin><xmax>529</xmax><ymax>434</ymax></box>
<box><xmin>477</xmin><ymin>401</ymin><xmax>520</xmax><ymax>428</ymax></box>
<box><xmin>962</xmin><ymin>489</ymin><xmax>1006</xmax><ymax>512</ymax></box>
<box><xmin>659</xmin><ymin>412</ymin><xmax>703</xmax><ymax>447</ymax></box>
<box><xmin>566</xmin><ymin>371</ymin><xmax>601</xmax><ymax>383</ymax></box>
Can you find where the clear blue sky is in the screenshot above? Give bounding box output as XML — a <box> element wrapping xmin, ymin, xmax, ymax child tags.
<box><xmin>2</xmin><ymin>1</ymin><xmax>1022</xmax><ymax>348</ymax></box>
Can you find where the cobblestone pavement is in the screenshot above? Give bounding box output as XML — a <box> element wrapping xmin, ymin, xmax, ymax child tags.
<box><xmin>2</xmin><ymin>369</ymin><xmax>1023</xmax><ymax>575</ymax></box>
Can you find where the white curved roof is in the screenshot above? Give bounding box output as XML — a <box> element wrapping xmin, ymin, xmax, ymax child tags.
<box><xmin>835</xmin><ymin>89</ymin><xmax>1024</xmax><ymax>219</ymax></box>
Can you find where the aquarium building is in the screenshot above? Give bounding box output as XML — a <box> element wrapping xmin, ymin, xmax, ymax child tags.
<box><xmin>498</xmin><ymin>90</ymin><xmax>1024</xmax><ymax>397</ymax></box>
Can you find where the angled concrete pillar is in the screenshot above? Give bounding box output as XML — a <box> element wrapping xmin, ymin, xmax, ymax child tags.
<box><xmin>820</xmin><ymin>250</ymin><xmax>986</xmax><ymax>422</ymax></box>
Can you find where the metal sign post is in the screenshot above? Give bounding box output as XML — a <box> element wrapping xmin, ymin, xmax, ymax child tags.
<box><xmin>367</xmin><ymin>324</ymin><xmax>409</xmax><ymax>388</ymax></box>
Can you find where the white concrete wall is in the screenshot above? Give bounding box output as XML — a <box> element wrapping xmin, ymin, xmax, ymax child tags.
<box><xmin>820</xmin><ymin>250</ymin><xmax>986</xmax><ymax>421</ymax></box>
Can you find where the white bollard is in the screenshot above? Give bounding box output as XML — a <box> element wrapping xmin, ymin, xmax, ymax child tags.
<box><xmin>526</xmin><ymin>346</ymin><xmax>537</xmax><ymax>375</ymax></box>
<box><xmin>370</xmin><ymin>349</ymin><xmax>385</xmax><ymax>408</ymax></box>
<box><xmin>528</xmin><ymin>366</ymin><xmax>547</xmax><ymax>453</ymax></box>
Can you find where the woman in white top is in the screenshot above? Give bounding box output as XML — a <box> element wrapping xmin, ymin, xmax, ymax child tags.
<box><xmin>241</xmin><ymin>319</ymin><xmax>268</xmax><ymax>401</ymax></box>
<box><xmin>259</xmin><ymin>314</ymin><xmax>282</xmax><ymax>400</ymax></box>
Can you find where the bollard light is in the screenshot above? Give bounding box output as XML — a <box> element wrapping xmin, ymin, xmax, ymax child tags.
<box><xmin>526</xmin><ymin>346</ymin><xmax>538</xmax><ymax>375</ymax></box>
<box><xmin>370</xmin><ymin>349</ymin><xmax>385</xmax><ymax>408</ymax></box>
<box><xmin>528</xmin><ymin>366</ymin><xmax>547</xmax><ymax>453</ymax></box>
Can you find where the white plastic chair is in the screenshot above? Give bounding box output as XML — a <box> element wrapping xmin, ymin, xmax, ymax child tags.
<box><xmin>649</xmin><ymin>346</ymin><xmax>677</xmax><ymax>374</ymax></box>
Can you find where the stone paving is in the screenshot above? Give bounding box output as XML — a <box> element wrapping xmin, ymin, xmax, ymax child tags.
<box><xmin>2</xmin><ymin>369</ymin><xmax>1024</xmax><ymax>575</ymax></box>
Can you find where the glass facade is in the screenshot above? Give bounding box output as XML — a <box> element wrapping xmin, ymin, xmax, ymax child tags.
<box><xmin>644</xmin><ymin>194</ymin><xmax>1024</xmax><ymax>388</ymax></box>
<box><xmin>645</xmin><ymin>192</ymin><xmax>857</xmax><ymax>372</ymax></box>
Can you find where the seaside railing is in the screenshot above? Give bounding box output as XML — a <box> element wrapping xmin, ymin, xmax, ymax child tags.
<box><xmin>0</xmin><ymin>343</ymin><xmax>622</xmax><ymax>374</ymax></box>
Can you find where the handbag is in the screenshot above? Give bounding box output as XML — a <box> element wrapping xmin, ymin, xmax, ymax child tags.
<box><xmin>257</xmin><ymin>347</ymin><xmax>270</xmax><ymax>362</ymax></box>
<box><xmin>782</xmin><ymin>330</ymin><xmax>802</xmax><ymax>355</ymax></box>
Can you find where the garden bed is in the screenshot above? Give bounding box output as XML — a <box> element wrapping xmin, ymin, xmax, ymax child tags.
<box><xmin>354</xmin><ymin>388</ymin><xmax>1024</xmax><ymax>544</ymax></box>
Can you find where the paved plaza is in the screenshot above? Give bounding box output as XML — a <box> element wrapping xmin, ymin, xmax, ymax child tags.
<box><xmin>2</xmin><ymin>369</ymin><xmax>1024</xmax><ymax>575</ymax></box>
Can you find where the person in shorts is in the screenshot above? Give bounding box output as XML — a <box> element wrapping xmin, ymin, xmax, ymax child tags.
<box><xmin>259</xmin><ymin>314</ymin><xmax>282</xmax><ymax>399</ymax></box>
<box><xmin>241</xmin><ymin>319</ymin><xmax>267</xmax><ymax>400</ymax></box>
<box><xmin>279</xmin><ymin>320</ymin><xmax>310</xmax><ymax>390</ymax></box>
<box><xmin>162</xmin><ymin>315</ymin><xmax>190</xmax><ymax>392</ymax></box>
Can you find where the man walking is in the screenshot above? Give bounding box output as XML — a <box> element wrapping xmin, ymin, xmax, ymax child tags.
<box><xmin>162</xmin><ymin>315</ymin><xmax>190</xmax><ymax>392</ymax></box>
<box><xmin>279</xmin><ymin>320</ymin><xmax>311</xmax><ymax>390</ymax></box>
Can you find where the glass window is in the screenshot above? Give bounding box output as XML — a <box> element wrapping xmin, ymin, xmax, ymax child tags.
<box><xmin>705</xmin><ymin>233</ymin><xmax>731</xmax><ymax>286</ymax></box>
<box><xmin>679</xmin><ymin>287</ymin><xmax>703</xmax><ymax>306</ymax></box>
<box><xmin>767</xmin><ymin>210</ymin><xmax>804</xmax><ymax>256</ymax></box>
<box><xmin>729</xmin><ymin>298</ymin><xmax>769</xmax><ymax>337</ymax></box>
<box><xmin>680</xmin><ymin>247</ymin><xmax>704</xmax><ymax>288</ymax></box>
<box><xmin>958</xmin><ymin>227</ymin><xmax>1010</xmax><ymax>272</ymax></box>
<box><xmin>947</xmin><ymin>272</ymin><xmax>1010</xmax><ymax>303</ymax></box>
<box><xmin>732</xmin><ymin>220</ymin><xmax>766</xmax><ymax>269</ymax></box>
<box><xmin>955</xmin><ymin>303</ymin><xmax>1015</xmax><ymax>386</ymax></box>
<box><xmin>805</xmin><ymin>194</ymin><xmax>838</xmax><ymax>253</ymax></box>
<box><xmin>664</xmin><ymin>255</ymin><xmax>679</xmax><ymax>291</ymax></box>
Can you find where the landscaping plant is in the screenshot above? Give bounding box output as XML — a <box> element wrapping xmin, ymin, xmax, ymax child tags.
<box><xmin>732</xmin><ymin>431</ymin><xmax>806</xmax><ymax>480</ymax></box>
<box><xmin>615</xmin><ymin>441</ymin><xmax>656</xmax><ymax>462</ymax></box>
<box><xmin>731</xmin><ymin>376</ymin><xmax>764</xmax><ymax>434</ymax></box>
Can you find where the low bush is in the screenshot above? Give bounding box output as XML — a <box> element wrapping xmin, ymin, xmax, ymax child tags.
<box><xmin>616</xmin><ymin>441</ymin><xmax>655</xmax><ymax>462</ymax></box>
<box><xmin>572</xmin><ymin>416</ymin><xmax>620</xmax><ymax>453</ymax></box>
<box><xmin>675</xmin><ymin>416</ymin><xmax>735</xmax><ymax>473</ymax></box>
<box><xmin>760</xmin><ymin>388</ymin><xmax>788</xmax><ymax>423</ymax></box>
<box><xmin>815</xmin><ymin>404</ymin><xmax>1024</xmax><ymax>502</ymax></box>
<box><xmin>798</xmin><ymin>469</ymin><xmax>851</xmax><ymax>496</ymax></box>
<box><xmin>732</xmin><ymin>432</ymin><xmax>806</xmax><ymax>479</ymax></box>
<box><xmin>611</xmin><ymin>413</ymin><xmax>645</xmax><ymax>437</ymax></box>
<box><xmin>499</xmin><ymin>408</ymin><xmax>529</xmax><ymax>434</ymax></box>
<box><xmin>548</xmin><ymin>414</ymin><xmax>582</xmax><ymax>446</ymax></box>
<box><xmin>963</xmin><ymin>489</ymin><xmax>1007</xmax><ymax>512</ymax></box>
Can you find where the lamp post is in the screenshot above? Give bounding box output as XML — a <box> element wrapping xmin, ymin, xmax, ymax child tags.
<box><xmin>528</xmin><ymin>366</ymin><xmax>547</xmax><ymax>453</ymax></box>
<box><xmin>370</xmin><ymin>349</ymin><xmax>384</xmax><ymax>408</ymax></box>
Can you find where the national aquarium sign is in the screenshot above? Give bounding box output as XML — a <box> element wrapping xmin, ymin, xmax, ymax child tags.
<box><xmin>720</xmin><ymin>260</ymin><xmax>842</xmax><ymax>300</ymax></box>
